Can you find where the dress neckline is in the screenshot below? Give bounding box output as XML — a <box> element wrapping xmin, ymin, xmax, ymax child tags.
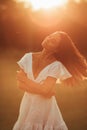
<box><xmin>30</xmin><ymin>52</ymin><xmax>57</xmax><ymax>80</ymax></box>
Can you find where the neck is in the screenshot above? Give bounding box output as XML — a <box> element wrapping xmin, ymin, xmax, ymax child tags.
<box><xmin>39</xmin><ymin>49</ymin><xmax>55</xmax><ymax>60</ymax></box>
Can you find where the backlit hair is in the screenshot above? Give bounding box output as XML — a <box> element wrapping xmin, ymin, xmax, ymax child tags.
<box><xmin>54</xmin><ymin>31</ymin><xmax>87</xmax><ymax>86</ymax></box>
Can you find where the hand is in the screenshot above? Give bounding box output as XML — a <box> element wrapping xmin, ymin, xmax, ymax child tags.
<box><xmin>17</xmin><ymin>80</ymin><xmax>27</xmax><ymax>91</ymax></box>
<box><xmin>16</xmin><ymin>69</ymin><xmax>29</xmax><ymax>90</ymax></box>
<box><xmin>17</xmin><ymin>69</ymin><xmax>27</xmax><ymax>83</ymax></box>
<box><xmin>16</xmin><ymin>70</ymin><xmax>35</xmax><ymax>94</ymax></box>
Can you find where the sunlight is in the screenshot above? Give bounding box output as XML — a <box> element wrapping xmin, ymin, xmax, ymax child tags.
<box><xmin>75</xmin><ymin>0</ymin><xmax>80</xmax><ymax>3</ymax></box>
<box><xmin>16</xmin><ymin>0</ymin><xmax>68</xmax><ymax>10</ymax></box>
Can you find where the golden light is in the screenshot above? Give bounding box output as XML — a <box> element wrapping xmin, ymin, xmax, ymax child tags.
<box><xmin>75</xmin><ymin>0</ymin><xmax>80</xmax><ymax>3</ymax></box>
<box><xmin>16</xmin><ymin>0</ymin><xmax>68</xmax><ymax>10</ymax></box>
<box><xmin>15</xmin><ymin>0</ymin><xmax>68</xmax><ymax>27</ymax></box>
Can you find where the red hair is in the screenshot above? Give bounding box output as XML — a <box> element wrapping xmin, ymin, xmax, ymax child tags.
<box><xmin>54</xmin><ymin>31</ymin><xmax>87</xmax><ymax>86</ymax></box>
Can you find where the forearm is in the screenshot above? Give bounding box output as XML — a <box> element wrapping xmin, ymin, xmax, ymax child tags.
<box><xmin>17</xmin><ymin>70</ymin><xmax>56</xmax><ymax>97</ymax></box>
<box><xmin>25</xmin><ymin>79</ymin><xmax>52</xmax><ymax>95</ymax></box>
<box><xmin>20</xmin><ymin>82</ymin><xmax>43</xmax><ymax>95</ymax></box>
<box><xmin>27</xmin><ymin>85</ymin><xmax>54</xmax><ymax>98</ymax></box>
<box><xmin>18</xmin><ymin>80</ymin><xmax>54</xmax><ymax>98</ymax></box>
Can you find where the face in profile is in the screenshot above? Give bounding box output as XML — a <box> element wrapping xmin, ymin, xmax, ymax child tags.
<box><xmin>42</xmin><ymin>32</ymin><xmax>61</xmax><ymax>52</ymax></box>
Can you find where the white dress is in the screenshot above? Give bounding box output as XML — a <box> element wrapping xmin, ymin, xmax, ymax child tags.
<box><xmin>13</xmin><ymin>52</ymin><xmax>72</xmax><ymax>130</ymax></box>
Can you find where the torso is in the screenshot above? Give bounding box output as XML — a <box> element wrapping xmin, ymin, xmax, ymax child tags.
<box><xmin>32</xmin><ymin>52</ymin><xmax>56</xmax><ymax>80</ymax></box>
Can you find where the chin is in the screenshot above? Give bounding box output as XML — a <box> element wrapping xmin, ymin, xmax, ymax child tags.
<box><xmin>42</xmin><ymin>41</ymin><xmax>47</xmax><ymax>48</ymax></box>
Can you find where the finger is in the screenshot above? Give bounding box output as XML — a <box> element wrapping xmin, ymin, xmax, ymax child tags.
<box><xmin>18</xmin><ymin>69</ymin><xmax>27</xmax><ymax>76</ymax></box>
<box><xmin>17</xmin><ymin>72</ymin><xmax>26</xmax><ymax>79</ymax></box>
<box><xmin>17</xmin><ymin>71</ymin><xmax>27</xmax><ymax>79</ymax></box>
<box><xmin>17</xmin><ymin>70</ymin><xmax>20</xmax><ymax>73</ymax></box>
<box><xmin>17</xmin><ymin>76</ymin><xmax>25</xmax><ymax>82</ymax></box>
<box><xmin>16</xmin><ymin>74</ymin><xmax>24</xmax><ymax>80</ymax></box>
<box><xmin>17</xmin><ymin>81</ymin><xmax>27</xmax><ymax>90</ymax></box>
<box><xmin>17</xmin><ymin>79</ymin><xmax>25</xmax><ymax>84</ymax></box>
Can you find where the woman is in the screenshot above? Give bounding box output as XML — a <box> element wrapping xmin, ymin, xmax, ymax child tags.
<box><xmin>13</xmin><ymin>31</ymin><xmax>87</xmax><ymax>130</ymax></box>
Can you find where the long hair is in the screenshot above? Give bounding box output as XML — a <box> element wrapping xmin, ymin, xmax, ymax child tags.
<box><xmin>55</xmin><ymin>31</ymin><xmax>87</xmax><ymax>86</ymax></box>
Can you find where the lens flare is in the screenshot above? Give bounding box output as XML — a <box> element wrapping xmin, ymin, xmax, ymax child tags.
<box><xmin>16</xmin><ymin>0</ymin><xmax>68</xmax><ymax>10</ymax></box>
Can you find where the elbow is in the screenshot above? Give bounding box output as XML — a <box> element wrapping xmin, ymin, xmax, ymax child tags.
<box><xmin>42</xmin><ymin>91</ymin><xmax>55</xmax><ymax>98</ymax></box>
<box><xmin>41</xmin><ymin>86</ymin><xmax>55</xmax><ymax>98</ymax></box>
<box><xmin>41</xmin><ymin>85</ymin><xmax>49</xmax><ymax>95</ymax></box>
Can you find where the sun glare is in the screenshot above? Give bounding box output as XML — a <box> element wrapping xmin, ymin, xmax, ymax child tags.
<box><xmin>16</xmin><ymin>0</ymin><xmax>68</xmax><ymax>10</ymax></box>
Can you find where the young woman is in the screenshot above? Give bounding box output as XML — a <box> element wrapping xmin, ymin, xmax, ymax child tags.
<box><xmin>13</xmin><ymin>31</ymin><xmax>87</xmax><ymax>130</ymax></box>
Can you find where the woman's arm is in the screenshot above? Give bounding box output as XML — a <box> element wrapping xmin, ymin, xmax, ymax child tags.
<box><xmin>17</xmin><ymin>69</ymin><xmax>56</xmax><ymax>98</ymax></box>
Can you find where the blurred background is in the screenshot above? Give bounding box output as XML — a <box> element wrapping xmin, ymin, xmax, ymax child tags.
<box><xmin>0</xmin><ymin>0</ymin><xmax>87</xmax><ymax>130</ymax></box>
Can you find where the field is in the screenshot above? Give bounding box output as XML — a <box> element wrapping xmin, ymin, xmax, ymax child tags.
<box><xmin>0</xmin><ymin>50</ymin><xmax>87</xmax><ymax>130</ymax></box>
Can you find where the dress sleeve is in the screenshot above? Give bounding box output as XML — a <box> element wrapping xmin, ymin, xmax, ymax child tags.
<box><xmin>17</xmin><ymin>53</ymin><xmax>30</xmax><ymax>73</ymax></box>
<box><xmin>48</xmin><ymin>62</ymin><xmax>72</xmax><ymax>81</ymax></box>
